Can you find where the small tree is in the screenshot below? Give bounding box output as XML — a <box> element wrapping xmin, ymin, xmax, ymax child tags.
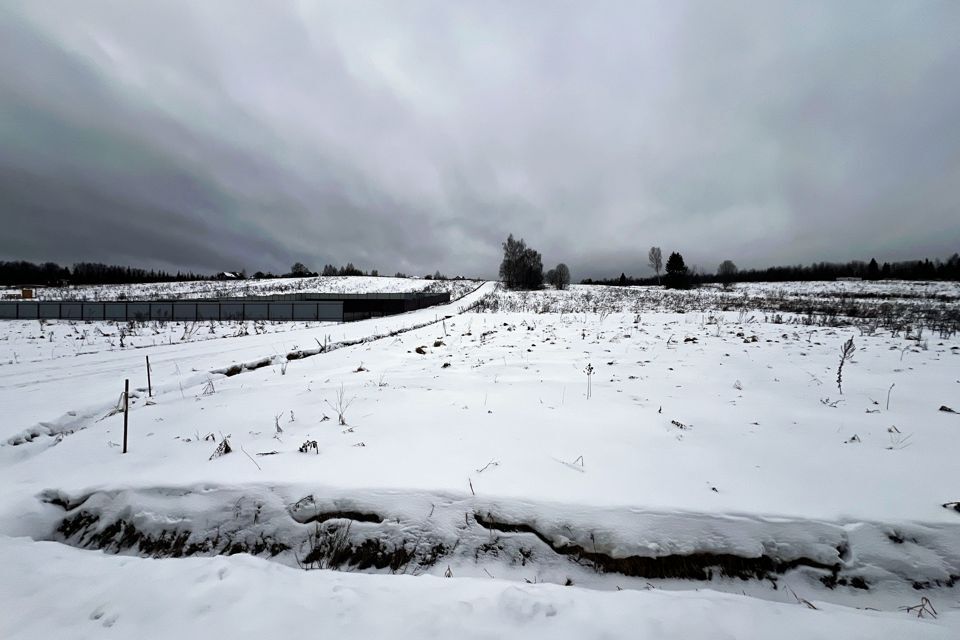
<box><xmin>664</xmin><ymin>252</ymin><xmax>689</xmax><ymax>289</ymax></box>
<box><xmin>545</xmin><ymin>263</ymin><xmax>571</xmax><ymax>290</ymax></box>
<box><xmin>290</xmin><ymin>262</ymin><xmax>311</xmax><ymax>277</ymax></box>
<box><xmin>499</xmin><ymin>234</ymin><xmax>543</xmax><ymax>290</ymax></box>
<box><xmin>648</xmin><ymin>247</ymin><xmax>663</xmax><ymax>285</ymax></box>
<box><xmin>519</xmin><ymin>248</ymin><xmax>544</xmax><ymax>289</ymax></box>
<box><xmin>554</xmin><ymin>263</ymin><xmax>570</xmax><ymax>290</ymax></box>
<box><xmin>717</xmin><ymin>260</ymin><xmax>738</xmax><ymax>289</ymax></box>
<box><xmin>500</xmin><ymin>234</ymin><xmax>524</xmax><ymax>288</ymax></box>
<box><xmin>867</xmin><ymin>258</ymin><xmax>880</xmax><ymax>280</ymax></box>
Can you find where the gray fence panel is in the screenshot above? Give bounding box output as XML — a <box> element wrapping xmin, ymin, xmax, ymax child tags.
<box><xmin>292</xmin><ymin>303</ymin><xmax>317</xmax><ymax>320</ymax></box>
<box><xmin>197</xmin><ymin>303</ymin><xmax>220</xmax><ymax>320</ymax></box>
<box><xmin>16</xmin><ymin>304</ymin><xmax>37</xmax><ymax>319</ymax></box>
<box><xmin>128</xmin><ymin>303</ymin><xmax>150</xmax><ymax>321</ymax></box>
<box><xmin>151</xmin><ymin>304</ymin><xmax>173</xmax><ymax>321</ymax></box>
<box><xmin>0</xmin><ymin>303</ymin><xmax>17</xmax><ymax>319</ymax></box>
<box><xmin>173</xmin><ymin>303</ymin><xmax>197</xmax><ymax>321</ymax></box>
<box><xmin>221</xmin><ymin>303</ymin><xmax>244</xmax><ymax>320</ymax></box>
<box><xmin>318</xmin><ymin>302</ymin><xmax>342</xmax><ymax>320</ymax></box>
<box><xmin>104</xmin><ymin>303</ymin><xmax>127</xmax><ymax>320</ymax></box>
<box><xmin>61</xmin><ymin>303</ymin><xmax>82</xmax><ymax>320</ymax></box>
<box><xmin>268</xmin><ymin>303</ymin><xmax>294</xmax><ymax>321</ymax></box>
<box><xmin>82</xmin><ymin>304</ymin><xmax>104</xmax><ymax>320</ymax></box>
<box><xmin>245</xmin><ymin>303</ymin><xmax>269</xmax><ymax>320</ymax></box>
<box><xmin>39</xmin><ymin>303</ymin><xmax>60</xmax><ymax>319</ymax></box>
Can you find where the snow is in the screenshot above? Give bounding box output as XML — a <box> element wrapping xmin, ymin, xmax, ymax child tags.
<box><xmin>0</xmin><ymin>319</ymin><xmax>338</xmax><ymax>366</ymax></box>
<box><xmin>1</xmin><ymin>280</ymin><xmax>959</xmax><ymax>637</ymax></box>
<box><xmin>0</xmin><ymin>281</ymin><xmax>490</xmax><ymax>443</ymax></box>
<box><xmin>0</xmin><ymin>275</ymin><xmax>481</xmax><ymax>301</ymax></box>
<box><xmin>2</xmin><ymin>536</ymin><xmax>952</xmax><ymax>640</ymax></box>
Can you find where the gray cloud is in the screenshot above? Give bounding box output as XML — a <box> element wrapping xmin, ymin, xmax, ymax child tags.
<box><xmin>1</xmin><ymin>1</ymin><xmax>958</xmax><ymax>279</ymax></box>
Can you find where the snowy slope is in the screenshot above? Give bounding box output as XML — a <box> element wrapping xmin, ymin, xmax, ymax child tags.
<box><xmin>1</xmin><ymin>282</ymin><xmax>959</xmax><ymax>637</ymax></box>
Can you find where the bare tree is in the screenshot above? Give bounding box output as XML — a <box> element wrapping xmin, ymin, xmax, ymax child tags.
<box><xmin>648</xmin><ymin>247</ymin><xmax>663</xmax><ymax>285</ymax></box>
<box><xmin>717</xmin><ymin>260</ymin><xmax>738</xmax><ymax>289</ymax></box>
<box><xmin>546</xmin><ymin>263</ymin><xmax>571</xmax><ymax>290</ymax></box>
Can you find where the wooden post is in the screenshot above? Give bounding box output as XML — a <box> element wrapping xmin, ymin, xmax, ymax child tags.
<box><xmin>146</xmin><ymin>356</ymin><xmax>152</xmax><ymax>397</ymax></box>
<box><xmin>122</xmin><ymin>379</ymin><xmax>129</xmax><ymax>454</ymax></box>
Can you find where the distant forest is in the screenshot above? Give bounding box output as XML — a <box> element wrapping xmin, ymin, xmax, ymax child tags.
<box><xmin>582</xmin><ymin>254</ymin><xmax>960</xmax><ymax>287</ymax></box>
<box><xmin>3</xmin><ymin>253</ymin><xmax>959</xmax><ymax>288</ymax></box>
<box><xmin>0</xmin><ymin>261</ymin><xmax>208</xmax><ymax>286</ymax></box>
<box><xmin>0</xmin><ymin>260</ymin><xmax>437</xmax><ymax>286</ymax></box>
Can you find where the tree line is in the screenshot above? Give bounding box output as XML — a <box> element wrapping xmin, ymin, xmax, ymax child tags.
<box><xmin>581</xmin><ymin>249</ymin><xmax>960</xmax><ymax>288</ymax></box>
<box><xmin>1</xmin><ymin>258</ymin><xmax>466</xmax><ymax>286</ymax></box>
<box><xmin>253</xmin><ymin>263</ymin><xmax>464</xmax><ymax>280</ymax></box>
<box><xmin>0</xmin><ymin>260</ymin><xmax>208</xmax><ymax>286</ymax></box>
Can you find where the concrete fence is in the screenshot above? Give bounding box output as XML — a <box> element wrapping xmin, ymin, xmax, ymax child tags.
<box><xmin>0</xmin><ymin>292</ymin><xmax>451</xmax><ymax>323</ymax></box>
<box><xmin>0</xmin><ymin>301</ymin><xmax>344</xmax><ymax>322</ymax></box>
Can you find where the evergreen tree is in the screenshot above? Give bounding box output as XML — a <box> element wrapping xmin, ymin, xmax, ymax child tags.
<box><xmin>664</xmin><ymin>252</ymin><xmax>689</xmax><ymax>289</ymax></box>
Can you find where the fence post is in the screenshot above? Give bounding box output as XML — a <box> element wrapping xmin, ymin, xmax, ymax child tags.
<box><xmin>122</xmin><ymin>378</ymin><xmax>129</xmax><ymax>454</ymax></box>
<box><xmin>146</xmin><ymin>356</ymin><xmax>152</xmax><ymax>397</ymax></box>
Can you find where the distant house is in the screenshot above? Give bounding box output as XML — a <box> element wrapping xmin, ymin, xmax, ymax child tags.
<box><xmin>214</xmin><ymin>272</ymin><xmax>244</xmax><ymax>280</ymax></box>
<box><xmin>1</xmin><ymin>285</ymin><xmax>44</xmax><ymax>299</ymax></box>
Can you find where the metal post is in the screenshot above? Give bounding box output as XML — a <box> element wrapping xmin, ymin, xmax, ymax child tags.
<box><xmin>146</xmin><ymin>356</ymin><xmax>152</xmax><ymax>397</ymax></box>
<box><xmin>122</xmin><ymin>378</ymin><xmax>129</xmax><ymax>454</ymax></box>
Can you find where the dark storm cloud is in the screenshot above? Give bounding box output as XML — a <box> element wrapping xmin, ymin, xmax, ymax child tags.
<box><xmin>1</xmin><ymin>1</ymin><xmax>958</xmax><ymax>278</ymax></box>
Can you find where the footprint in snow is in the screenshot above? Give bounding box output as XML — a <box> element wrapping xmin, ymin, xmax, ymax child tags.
<box><xmin>90</xmin><ymin>606</ymin><xmax>118</xmax><ymax>626</ymax></box>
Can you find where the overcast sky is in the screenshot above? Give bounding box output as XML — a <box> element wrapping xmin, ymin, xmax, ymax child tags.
<box><xmin>1</xmin><ymin>1</ymin><xmax>958</xmax><ymax>278</ymax></box>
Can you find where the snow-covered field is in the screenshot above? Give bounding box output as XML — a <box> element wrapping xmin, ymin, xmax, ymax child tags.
<box><xmin>0</xmin><ymin>319</ymin><xmax>339</xmax><ymax>366</ymax></box>
<box><xmin>2</xmin><ymin>280</ymin><xmax>959</xmax><ymax>638</ymax></box>
<box><xmin>2</xmin><ymin>275</ymin><xmax>481</xmax><ymax>301</ymax></box>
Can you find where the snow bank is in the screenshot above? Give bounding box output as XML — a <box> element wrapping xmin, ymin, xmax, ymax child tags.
<box><xmin>0</xmin><ymin>535</ymin><xmax>954</xmax><ymax>640</ymax></box>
